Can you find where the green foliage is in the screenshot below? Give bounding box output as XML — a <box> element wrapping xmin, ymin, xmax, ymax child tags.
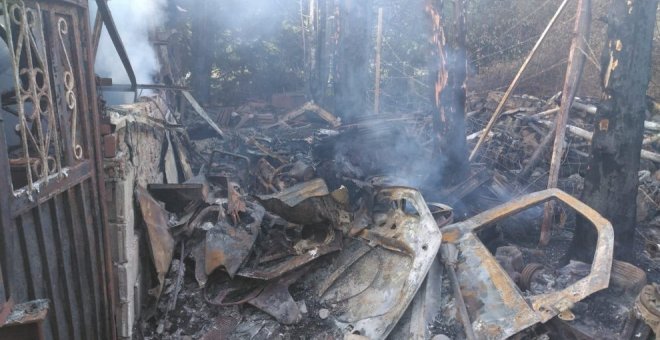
<box><xmin>176</xmin><ymin>0</ymin><xmax>305</xmax><ymax>105</ymax></box>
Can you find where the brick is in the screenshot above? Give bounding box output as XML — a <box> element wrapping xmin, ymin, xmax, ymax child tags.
<box><xmin>105</xmin><ymin>167</ymin><xmax>134</xmax><ymax>224</ymax></box>
<box><xmin>103</xmin><ymin>133</ymin><xmax>117</xmax><ymax>158</ymax></box>
<box><xmin>117</xmin><ymin>300</ymin><xmax>134</xmax><ymax>338</ymax></box>
<box><xmin>100</xmin><ymin>122</ymin><xmax>114</xmax><ymax>136</ymax></box>
<box><xmin>109</xmin><ymin>222</ymin><xmax>126</xmax><ymax>263</ymax></box>
<box><xmin>114</xmin><ymin>234</ymin><xmax>140</xmax><ymax>338</ymax></box>
<box><xmin>116</xmin><ymin>263</ymin><xmax>129</xmax><ymax>301</ymax></box>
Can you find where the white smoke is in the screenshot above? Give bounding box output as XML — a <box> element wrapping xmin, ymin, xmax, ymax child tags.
<box><xmin>90</xmin><ymin>0</ymin><xmax>166</xmax><ymax>95</ymax></box>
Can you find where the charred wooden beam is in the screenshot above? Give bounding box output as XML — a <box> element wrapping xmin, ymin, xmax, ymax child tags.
<box><xmin>570</xmin><ymin>0</ymin><xmax>659</xmax><ymax>261</ymax></box>
<box><xmin>426</xmin><ymin>0</ymin><xmax>469</xmax><ymax>188</ymax></box>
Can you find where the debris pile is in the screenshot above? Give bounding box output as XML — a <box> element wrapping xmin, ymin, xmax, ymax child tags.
<box><xmin>131</xmin><ymin>95</ymin><xmax>660</xmax><ymax>339</ymax></box>
<box><xmin>135</xmin><ymin>102</ymin><xmax>445</xmax><ymax>338</ymax></box>
<box><xmin>466</xmin><ymin>92</ymin><xmax>660</xmax><ymax>195</ymax></box>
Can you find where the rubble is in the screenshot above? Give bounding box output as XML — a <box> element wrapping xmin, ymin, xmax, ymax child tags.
<box><xmin>136</xmin><ymin>185</ymin><xmax>175</xmax><ymax>298</ymax></box>
<box><xmin>3</xmin><ymin>0</ymin><xmax>660</xmax><ymax>338</ymax></box>
<box><xmin>440</xmin><ymin>189</ymin><xmax>614</xmax><ymax>339</ymax></box>
<box><xmin>128</xmin><ymin>92</ymin><xmax>660</xmax><ymax>340</ymax></box>
<box><xmin>0</xmin><ymin>299</ymin><xmax>49</xmax><ymax>340</ymax></box>
<box><xmin>635</xmin><ymin>284</ymin><xmax>660</xmax><ymax>337</ymax></box>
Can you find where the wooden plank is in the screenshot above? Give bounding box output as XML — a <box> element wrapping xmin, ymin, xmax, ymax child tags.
<box><xmin>182</xmin><ymin>90</ymin><xmax>226</xmax><ymax>138</ymax></box>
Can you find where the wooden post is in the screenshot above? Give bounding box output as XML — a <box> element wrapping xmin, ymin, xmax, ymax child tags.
<box><xmin>539</xmin><ymin>0</ymin><xmax>591</xmax><ymax>246</ymax></box>
<box><xmin>334</xmin><ymin>0</ymin><xmax>372</xmax><ymax>119</ymax></box>
<box><xmin>305</xmin><ymin>0</ymin><xmax>318</xmax><ymax>100</ymax></box>
<box><xmin>469</xmin><ymin>0</ymin><xmax>569</xmax><ymax>161</ymax></box>
<box><xmin>374</xmin><ymin>8</ymin><xmax>384</xmax><ymax>114</ymax></box>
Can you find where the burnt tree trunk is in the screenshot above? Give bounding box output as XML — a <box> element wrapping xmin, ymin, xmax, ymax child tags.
<box><xmin>191</xmin><ymin>0</ymin><xmax>213</xmax><ymax>105</ymax></box>
<box><xmin>570</xmin><ymin>0</ymin><xmax>658</xmax><ymax>262</ymax></box>
<box><xmin>427</xmin><ymin>0</ymin><xmax>469</xmax><ymax>188</ymax></box>
<box><xmin>334</xmin><ymin>0</ymin><xmax>371</xmax><ymax>119</ymax></box>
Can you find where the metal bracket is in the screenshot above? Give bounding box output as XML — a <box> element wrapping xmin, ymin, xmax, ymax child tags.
<box><xmin>441</xmin><ymin>189</ymin><xmax>614</xmax><ymax>339</ymax></box>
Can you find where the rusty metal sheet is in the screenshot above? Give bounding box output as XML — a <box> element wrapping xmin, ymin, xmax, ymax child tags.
<box><xmin>440</xmin><ymin>189</ymin><xmax>614</xmax><ymax>339</ymax></box>
<box><xmin>147</xmin><ymin>183</ymin><xmax>205</xmax><ymax>213</ymax></box>
<box><xmin>311</xmin><ymin>187</ymin><xmax>442</xmax><ymax>339</ymax></box>
<box><xmin>136</xmin><ymin>185</ymin><xmax>175</xmax><ymax>297</ymax></box>
<box><xmin>258</xmin><ymin>178</ymin><xmax>329</xmax><ymax>207</ymax></box>
<box><xmin>205</xmin><ymin>202</ymin><xmax>264</xmax><ymax>277</ymax></box>
<box><xmin>238</xmin><ymin>229</ymin><xmax>342</xmax><ymax>281</ymax></box>
<box><xmin>247</xmin><ymin>270</ymin><xmax>305</xmax><ymax>325</ymax></box>
<box><xmin>257</xmin><ymin>178</ymin><xmax>335</xmax><ymax>225</ymax></box>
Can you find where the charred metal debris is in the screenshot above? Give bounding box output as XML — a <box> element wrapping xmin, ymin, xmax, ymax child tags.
<box><xmin>118</xmin><ymin>91</ymin><xmax>660</xmax><ymax>340</ymax></box>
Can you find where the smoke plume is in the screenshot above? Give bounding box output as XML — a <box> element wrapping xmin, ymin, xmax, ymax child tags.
<box><xmin>90</xmin><ymin>0</ymin><xmax>166</xmax><ymax>102</ymax></box>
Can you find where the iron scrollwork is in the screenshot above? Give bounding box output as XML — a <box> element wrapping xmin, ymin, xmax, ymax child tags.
<box><xmin>57</xmin><ymin>17</ymin><xmax>83</xmax><ymax>160</ymax></box>
<box><xmin>2</xmin><ymin>0</ymin><xmax>65</xmax><ymax>194</ymax></box>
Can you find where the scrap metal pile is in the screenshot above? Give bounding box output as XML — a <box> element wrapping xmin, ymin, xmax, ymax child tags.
<box><xmin>134</xmin><ymin>95</ymin><xmax>660</xmax><ymax>339</ymax></box>
<box><xmin>466</xmin><ymin>92</ymin><xmax>660</xmax><ymax>269</ymax></box>
<box><xmin>466</xmin><ymin>91</ymin><xmax>660</xmax><ymax>194</ymax></box>
<box><xmin>136</xmin><ymin>101</ymin><xmax>447</xmax><ymax>339</ymax></box>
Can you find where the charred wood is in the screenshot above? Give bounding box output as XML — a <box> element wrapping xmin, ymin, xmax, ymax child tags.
<box><xmin>570</xmin><ymin>0</ymin><xmax>659</xmax><ymax>262</ymax></box>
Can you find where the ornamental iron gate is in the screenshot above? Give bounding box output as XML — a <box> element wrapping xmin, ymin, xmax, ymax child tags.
<box><xmin>0</xmin><ymin>0</ymin><xmax>115</xmax><ymax>339</ymax></box>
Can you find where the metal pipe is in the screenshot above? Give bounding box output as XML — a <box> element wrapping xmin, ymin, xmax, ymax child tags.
<box><xmin>99</xmin><ymin>83</ymin><xmax>190</xmax><ymax>92</ymax></box>
<box><xmin>94</xmin><ymin>0</ymin><xmax>137</xmax><ymax>95</ymax></box>
<box><xmin>441</xmin><ymin>243</ymin><xmax>477</xmax><ymax>340</ymax></box>
<box><xmin>469</xmin><ymin>0</ymin><xmax>570</xmax><ymax>161</ymax></box>
<box><xmin>91</xmin><ymin>1</ymin><xmax>105</xmax><ymax>61</ymax></box>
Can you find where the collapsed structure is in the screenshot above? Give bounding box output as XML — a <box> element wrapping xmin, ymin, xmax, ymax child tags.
<box><xmin>0</xmin><ymin>1</ymin><xmax>659</xmax><ymax>340</ymax></box>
